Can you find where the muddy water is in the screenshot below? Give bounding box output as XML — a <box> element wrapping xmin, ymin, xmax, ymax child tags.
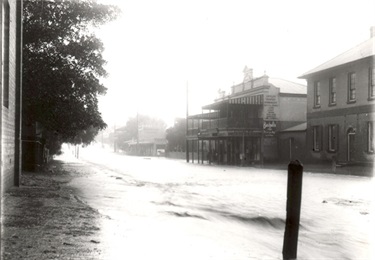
<box><xmin>67</xmin><ymin>146</ymin><xmax>374</xmax><ymax>260</ymax></box>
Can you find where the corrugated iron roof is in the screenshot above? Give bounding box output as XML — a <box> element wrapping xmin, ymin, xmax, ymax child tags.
<box><xmin>300</xmin><ymin>37</ymin><xmax>375</xmax><ymax>78</ymax></box>
<box><xmin>281</xmin><ymin>122</ymin><xmax>307</xmax><ymax>132</ymax></box>
<box><xmin>268</xmin><ymin>78</ymin><xmax>307</xmax><ymax>94</ymax></box>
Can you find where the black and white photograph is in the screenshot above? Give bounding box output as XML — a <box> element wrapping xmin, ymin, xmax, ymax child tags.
<box><xmin>1</xmin><ymin>0</ymin><xmax>374</xmax><ymax>259</ymax></box>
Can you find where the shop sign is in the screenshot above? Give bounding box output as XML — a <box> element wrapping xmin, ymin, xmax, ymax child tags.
<box><xmin>264</xmin><ymin>94</ymin><xmax>279</xmax><ymax>120</ymax></box>
<box><xmin>263</xmin><ymin>120</ymin><xmax>277</xmax><ymax>136</ymax></box>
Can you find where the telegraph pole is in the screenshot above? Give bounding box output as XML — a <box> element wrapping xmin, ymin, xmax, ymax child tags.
<box><xmin>113</xmin><ymin>124</ymin><xmax>116</xmax><ymax>152</ymax></box>
<box><xmin>186</xmin><ymin>81</ymin><xmax>189</xmax><ymax>162</ymax></box>
<box><xmin>136</xmin><ymin>112</ymin><xmax>139</xmax><ymax>156</ymax></box>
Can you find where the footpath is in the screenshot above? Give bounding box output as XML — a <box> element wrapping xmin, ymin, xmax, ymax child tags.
<box><xmin>1</xmin><ymin>159</ymin><xmax>105</xmax><ymax>260</ymax></box>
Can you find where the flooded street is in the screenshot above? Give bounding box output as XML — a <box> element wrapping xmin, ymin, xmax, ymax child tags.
<box><xmin>67</xmin><ymin>145</ymin><xmax>374</xmax><ymax>260</ymax></box>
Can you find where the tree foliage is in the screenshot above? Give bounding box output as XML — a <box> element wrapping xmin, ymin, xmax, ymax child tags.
<box><xmin>166</xmin><ymin>118</ymin><xmax>186</xmax><ymax>152</ymax></box>
<box><xmin>23</xmin><ymin>0</ymin><xmax>120</xmax><ymax>152</ymax></box>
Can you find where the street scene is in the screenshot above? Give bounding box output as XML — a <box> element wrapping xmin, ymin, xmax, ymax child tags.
<box><xmin>1</xmin><ymin>0</ymin><xmax>375</xmax><ymax>259</ymax></box>
<box><xmin>2</xmin><ymin>145</ymin><xmax>373</xmax><ymax>259</ymax></box>
<box><xmin>77</xmin><ymin>146</ymin><xmax>374</xmax><ymax>260</ymax></box>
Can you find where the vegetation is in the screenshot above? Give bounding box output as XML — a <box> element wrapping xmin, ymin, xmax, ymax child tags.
<box><xmin>23</xmin><ymin>0</ymin><xmax>120</xmax><ymax>154</ymax></box>
<box><xmin>165</xmin><ymin>118</ymin><xmax>186</xmax><ymax>152</ymax></box>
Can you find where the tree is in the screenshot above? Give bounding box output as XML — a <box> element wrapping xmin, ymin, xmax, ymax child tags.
<box><xmin>116</xmin><ymin>115</ymin><xmax>167</xmax><ymax>151</ymax></box>
<box><xmin>166</xmin><ymin>118</ymin><xmax>186</xmax><ymax>152</ymax></box>
<box><xmin>23</xmin><ymin>0</ymin><xmax>120</xmax><ymax>154</ymax></box>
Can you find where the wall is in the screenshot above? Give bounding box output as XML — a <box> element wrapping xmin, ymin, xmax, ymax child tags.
<box><xmin>306</xmin><ymin>112</ymin><xmax>375</xmax><ymax>164</ymax></box>
<box><xmin>278</xmin><ymin>131</ymin><xmax>306</xmax><ymax>163</ymax></box>
<box><xmin>1</xmin><ymin>0</ymin><xmax>18</xmax><ymax>193</ymax></box>
<box><xmin>279</xmin><ymin>95</ymin><xmax>307</xmax><ymax>130</ymax></box>
<box><xmin>306</xmin><ymin>57</ymin><xmax>373</xmax><ymax>114</ymax></box>
<box><xmin>305</xmin><ymin>57</ymin><xmax>375</xmax><ymax>164</ymax></box>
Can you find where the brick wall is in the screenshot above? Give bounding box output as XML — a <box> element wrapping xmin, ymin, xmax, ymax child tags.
<box><xmin>1</xmin><ymin>0</ymin><xmax>18</xmax><ymax>193</ymax></box>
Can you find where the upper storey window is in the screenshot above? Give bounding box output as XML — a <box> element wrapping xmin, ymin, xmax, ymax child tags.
<box><xmin>314</xmin><ymin>81</ymin><xmax>321</xmax><ymax>107</ymax></box>
<box><xmin>347</xmin><ymin>72</ymin><xmax>356</xmax><ymax>103</ymax></box>
<box><xmin>369</xmin><ymin>67</ymin><xmax>375</xmax><ymax>100</ymax></box>
<box><xmin>329</xmin><ymin>77</ymin><xmax>337</xmax><ymax>105</ymax></box>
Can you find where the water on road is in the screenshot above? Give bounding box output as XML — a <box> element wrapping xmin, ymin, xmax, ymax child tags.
<box><xmin>65</xmin><ymin>145</ymin><xmax>373</xmax><ymax>260</ymax></box>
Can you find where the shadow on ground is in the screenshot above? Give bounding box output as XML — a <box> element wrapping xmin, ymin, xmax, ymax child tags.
<box><xmin>1</xmin><ymin>160</ymin><xmax>104</xmax><ymax>260</ymax></box>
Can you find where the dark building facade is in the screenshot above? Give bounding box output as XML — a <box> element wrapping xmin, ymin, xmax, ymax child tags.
<box><xmin>278</xmin><ymin>123</ymin><xmax>307</xmax><ymax>163</ymax></box>
<box><xmin>300</xmin><ymin>28</ymin><xmax>375</xmax><ymax>165</ymax></box>
<box><xmin>187</xmin><ymin>68</ymin><xmax>306</xmax><ymax>166</ymax></box>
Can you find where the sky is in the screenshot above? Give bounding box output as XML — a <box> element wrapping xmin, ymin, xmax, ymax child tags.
<box><xmin>96</xmin><ymin>0</ymin><xmax>375</xmax><ymax>127</ymax></box>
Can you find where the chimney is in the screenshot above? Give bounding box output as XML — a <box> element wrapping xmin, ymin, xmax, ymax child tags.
<box><xmin>243</xmin><ymin>66</ymin><xmax>253</xmax><ymax>83</ymax></box>
<box><xmin>371</xmin><ymin>26</ymin><xmax>375</xmax><ymax>38</ymax></box>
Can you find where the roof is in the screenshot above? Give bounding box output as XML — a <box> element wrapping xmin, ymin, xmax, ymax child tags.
<box><xmin>300</xmin><ymin>37</ymin><xmax>375</xmax><ymax>78</ymax></box>
<box><xmin>281</xmin><ymin>122</ymin><xmax>307</xmax><ymax>132</ymax></box>
<box><xmin>268</xmin><ymin>78</ymin><xmax>307</xmax><ymax>94</ymax></box>
<box><xmin>188</xmin><ymin>111</ymin><xmax>219</xmax><ymax>119</ymax></box>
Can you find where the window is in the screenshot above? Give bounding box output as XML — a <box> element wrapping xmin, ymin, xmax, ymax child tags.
<box><xmin>348</xmin><ymin>72</ymin><xmax>356</xmax><ymax>102</ymax></box>
<box><xmin>329</xmin><ymin>77</ymin><xmax>337</xmax><ymax>105</ymax></box>
<box><xmin>2</xmin><ymin>0</ymin><xmax>10</xmax><ymax>108</ymax></box>
<box><xmin>328</xmin><ymin>124</ymin><xmax>338</xmax><ymax>152</ymax></box>
<box><xmin>369</xmin><ymin>67</ymin><xmax>375</xmax><ymax>100</ymax></box>
<box><xmin>313</xmin><ymin>126</ymin><xmax>322</xmax><ymax>151</ymax></box>
<box><xmin>368</xmin><ymin>122</ymin><xmax>374</xmax><ymax>153</ymax></box>
<box><xmin>314</xmin><ymin>81</ymin><xmax>321</xmax><ymax>107</ymax></box>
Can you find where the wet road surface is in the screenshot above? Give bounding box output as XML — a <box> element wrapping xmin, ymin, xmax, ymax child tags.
<box><xmin>68</xmin><ymin>146</ymin><xmax>374</xmax><ymax>260</ymax></box>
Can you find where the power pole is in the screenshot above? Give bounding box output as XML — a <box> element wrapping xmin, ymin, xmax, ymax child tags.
<box><xmin>113</xmin><ymin>124</ymin><xmax>116</xmax><ymax>153</ymax></box>
<box><xmin>186</xmin><ymin>81</ymin><xmax>189</xmax><ymax>163</ymax></box>
<box><xmin>136</xmin><ymin>112</ymin><xmax>139</xmax><ymax>156</ymax></box>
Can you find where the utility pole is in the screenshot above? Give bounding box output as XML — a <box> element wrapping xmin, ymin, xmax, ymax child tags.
<box><xmin>136</xmin><ymin>112</ymin><xmax>139</xmax><ymax>156</ymax></box>
<box><xmin>186</xmin><ymin>81</ymin><xmax>189</xmax><ymax>163</ymax></box>
<box><xmin>113</xmin><ymin>124</ymin><xmax>116</xmax><ymax>153</ymax></box>
<box><xmin>14</xmin><ymin>0</ymin><xmax>23</xmax><ymax>186</ymax></box>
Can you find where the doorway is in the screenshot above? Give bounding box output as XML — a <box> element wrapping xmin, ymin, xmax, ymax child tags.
<box><xmin>347</xmin><ymin>128</ymin><xmax>355</xmax><ymax>162</ymax></box>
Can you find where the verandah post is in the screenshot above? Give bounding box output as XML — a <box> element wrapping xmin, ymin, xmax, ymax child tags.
<box><xmin>282</xmin><ymin>160</ymin><xmax>303</xmax><ymax>260</ymax></box>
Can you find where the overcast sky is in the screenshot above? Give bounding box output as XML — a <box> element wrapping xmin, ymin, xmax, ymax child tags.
<box><xmin>97</xmin><ymin>0</ymin><xmax>375</xmax><ymax>127</ymax></box>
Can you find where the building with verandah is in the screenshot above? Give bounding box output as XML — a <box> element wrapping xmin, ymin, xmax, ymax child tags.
<box><xmin>186</xmin><ymin>68</ymin><xmax>306</xmax><ymax>166</ymax></box>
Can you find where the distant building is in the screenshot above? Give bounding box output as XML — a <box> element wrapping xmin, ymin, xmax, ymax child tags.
<box><xmin>300</xmin><ymin>27</ymin><xmax>375</xmax><ymax>165</ymax></box>
<box><xmin>125</xmin><ymin>124</ymin><xmax>167</xmax><ymax>156</ymax></box>
<box><xmin>187</xmin><ymin>68</ymin><xmax>307</xmax><ymax>165</ymax></box>
<box><xmin>1</xmin><ymin>0</ymin><xmax>23</xmax><ymax>192</ymax></box>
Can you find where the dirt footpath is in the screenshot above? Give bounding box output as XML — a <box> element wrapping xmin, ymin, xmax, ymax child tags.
<box><xmin>1</xmin><ymin>160</ymin><xmax>105</xmax><ymax>260</ymax></box>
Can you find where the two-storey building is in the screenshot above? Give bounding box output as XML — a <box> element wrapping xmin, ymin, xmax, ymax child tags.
<box><xmin>300</xmin><ymin>27</ymin><xmax>375</xmax><ymax>165</ymax></box>
<box><xmin>187</xmin><ymin>68</ymin><xmax>306</xmax><ymax>165</ymax></box>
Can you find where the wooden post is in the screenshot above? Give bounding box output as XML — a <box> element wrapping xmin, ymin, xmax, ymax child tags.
<box><xmin>192</xmin><ymin>140</ymin><xmax>194</xmax><ymax>163</ymax></box>
<box><xmin>209</xmin><ymin>140</ymin><xmax>211</xmax><ymax>165</ymax></box>
<box><xmin>283</xmin><ymin>160</ymin><xmax>303</xmax><ymax>260</ymax></box>
<box><xmin>197</xmin><ymin>140</ymin><xmax>200</xmax><ymax>164</ymax></box>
